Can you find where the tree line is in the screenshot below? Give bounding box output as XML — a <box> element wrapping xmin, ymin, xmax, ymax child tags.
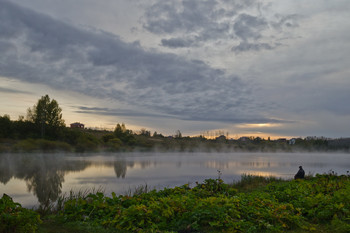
<box><xmin>0</xmin><ymin>95</ymin><xmax>349</xmax><ymax>153</ymax></box>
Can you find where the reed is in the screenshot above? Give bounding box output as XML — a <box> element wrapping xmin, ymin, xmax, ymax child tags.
<box><xmin>37</xmin><ymin>186</ymin><xmax>105</xmax><ymax>215</ymax></box>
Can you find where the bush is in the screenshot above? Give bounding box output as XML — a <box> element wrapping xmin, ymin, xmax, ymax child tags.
<box><xmin>75</xmin><ymin>134</ymin><xmax>99</xmax><ymax>152</ymax></box>
<box><xmin>13</xmin><ymin>139</ymin><xmax>72</xmax><ymax>152</ymax></box>
<box><xmin>57</xmin><ymin>175</ymin><xmax>350</xmax><ymax>232</ymax></box>
<box><xmin>0</xmin><ymin>194</ymin><xmax>41</xmax><ymax>233</ymax></box>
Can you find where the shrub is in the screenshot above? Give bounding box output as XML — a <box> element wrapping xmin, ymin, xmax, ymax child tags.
<box><xmin>0</xmin><ymin>194</ymin><xmax>41</xmax><ymax>233</ymax></box>
<box><xmin>13</xmin><ymin>139</ymin><xmax>72</xmax><ymax>152</ymax></box>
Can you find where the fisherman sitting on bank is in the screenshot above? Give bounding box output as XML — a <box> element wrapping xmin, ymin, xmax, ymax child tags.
<box><xmin>294</xmin><ymin>166</ymin><xmax>305</xmax><ymax>179</ymax></box>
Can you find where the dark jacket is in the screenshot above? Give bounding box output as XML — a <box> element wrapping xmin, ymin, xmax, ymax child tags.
<box><xmin>294</xmin><ymin>166</ymin><xmax>305</xmax><ymax>179</ymax></box>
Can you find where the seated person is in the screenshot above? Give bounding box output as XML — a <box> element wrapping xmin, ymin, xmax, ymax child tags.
<box><xmin>294</xmin><ymin>166</ymin><xmax>305</xmax><ymax>179</ymax></box>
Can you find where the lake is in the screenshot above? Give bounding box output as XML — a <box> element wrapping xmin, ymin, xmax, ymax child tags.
<box><xmin>0</xmin><ymin>152</ymin><xmax>349</xmax><ymax>208</ymax></box>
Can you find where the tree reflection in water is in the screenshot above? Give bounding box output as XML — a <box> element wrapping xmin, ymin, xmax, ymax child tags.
<box><xmin>0</xmin><ymin>155</ymin><xmax>12</xmax><ymax>184</ymax></box>
<box><xmin>0</xmin><ymin>154</ymin><xmax>90</xmax><ymax>206</ymax></box>
<box><xmin>26</xmin><ymin>169</ymin><xmax>64</xmax><ymax>206</ymax></box>
<box><xmin>113</xmin><ymin>160</ymin><xmax>155</xmax><ymax>178</ymax></box>
<box><xmin>0</xmin><ymin>154</ymin><xmax>157</xmax><ymax>207</ymax></box>
<box><xmin>113</xmin><ymin>160</ymin><xmax>127</xmax><ymax>178</ymax></box>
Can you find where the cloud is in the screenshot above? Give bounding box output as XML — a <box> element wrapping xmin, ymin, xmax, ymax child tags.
<box><xmin>0</xmin><ymin>1</ymin><xmax>279</xmax><ymax>125</ymax></box>
<box><xmin>75</xmin><ymin>105</ymin><xmax>290</xmax><ymax>124</ymax></box>
<box><xmin>141</xmin><ymin>0</ymin><xmax>300</xmax><ymax>52</ymax></box>
<box><xmin>74</xmin><ymin>106</ymin><xmax>175</xmax><ymax>119</ymax></box>
<box><xmin>0</xmin><ymin>87</ymin><xmax>32</xmax><ymax>94</ymax></box>
<box><xmin>232</xmin><ymin>41</ymin><xmax>277</xmax><ymax>53</ymax></box>
<box><xmin>161</xmin><ymin>37</ymin><xmax>195</xmax><ymax>48</ymax></box>
<box><xmin>233</xmin><ymin>14</ymin><xmax>267</xmax><ymax>41</ymax></box>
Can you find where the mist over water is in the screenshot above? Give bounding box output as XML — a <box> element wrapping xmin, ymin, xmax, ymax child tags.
<box><xmin>0</xmin><ymin>152</ymin><xmax>349</xmax><ymax>207</ymax></box>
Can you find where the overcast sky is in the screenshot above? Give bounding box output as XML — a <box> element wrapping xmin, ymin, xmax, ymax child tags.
<box><xmin>1</xmin><ymin>0</ymin><xmax>349</xmax><ymax>138</ymax></box>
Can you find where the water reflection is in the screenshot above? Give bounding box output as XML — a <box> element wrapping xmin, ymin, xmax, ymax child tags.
<box><xmin>113</xmin><ymin>160</ymin><xmax>129</xmax><ymax>178</ymax></box>
<box><xmin>0</xmin><ymin>154</ymin><xmax>91</xmax><ymax>206</ymax></box>
<box><xmin>26</xmin><ymin>169</ymin><xmax>64</xmax><ymax>205</ymax></box>
<box><xmin>0</xmin><ymin>152</ymin><xmax>349</xmax><ymax>207</ymax></box>
<box><xmin>0</xmin><ymin>154</ymin><xmax>156</xmax><ymax>206</ymax></box>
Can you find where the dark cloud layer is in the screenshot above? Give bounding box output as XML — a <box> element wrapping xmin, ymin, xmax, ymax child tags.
<box><xmin>0</xmin><ymin>87</ymin><xmax>32</xmax><ymax>94</ymax></box>
<box><xmin>0</xmin><ymin>0</ymin><xmax>278</xmax><ymax>124</ymax></box>
<box><xmin>142</xmin><ymin>0</ymin><xmax>300</xmax><ymax>52</ymax></box>
<box><xmin>75</xmin><ymin>106</ymin><xmax>291</xmax><ymax>124</ymax></box>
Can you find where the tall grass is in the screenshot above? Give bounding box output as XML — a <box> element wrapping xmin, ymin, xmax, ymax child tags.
<box><xmin>37</xmin><ymin>187</ymin><xmax>105</xmax><ymax>216</ymax></box>
<box><xmin>232</xmin><ymin>173</ymin><xmax>286</xmax><ymax>192</ymax></box>
<box><xmin>124</xmin><ymin>183</ymin><xmax>150</xmax><ymax>197</ymax></box>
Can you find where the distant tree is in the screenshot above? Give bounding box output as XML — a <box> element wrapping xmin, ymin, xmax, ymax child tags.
<box><xmin>152</xmin><ymin>131</ymin><xmax>164</xmax><ymax>138</ymax></box>
<box><xmin>114</xmin><ymin>123</ymin><xmax>127</xmax><ymax>138</ymax></box>
<box><xmin>27</xmin><ymin>95</ymin><xmax>65</xmax><ymax>138</ymax></box>
<box><xmin>175</xmin><ymin>130</ymin><xmax>182</xmax><ymax>139</ymax></box>
<box><xmin>140</xmin><ymin>128</ymin><xmax>151</xmax><ymax>137</ymax></box>
<box><xmin>0</xmin><ymin>114</ymin><xmax>12</xmax><ymax>138</ymax></box>
<box><xmin>114</xmin><ymin>123</ymin><xmax>135</xmax><ymax>145</ymax></box>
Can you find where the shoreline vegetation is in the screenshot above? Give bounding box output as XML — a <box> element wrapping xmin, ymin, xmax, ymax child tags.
<box><xmin>1</xmin><ymin>95</ymin><xmax>349</xmax><ymax>153</ymax></box>
<box><xmin>1</xmin><ymin>173</ymin><xmax>350</xmax><ymax>232</ymax></box>
<box><xmin>1</xmin><ymin>122</ymin><xmax>349</xmax><ymax>153</ymax></box>
<box><xmin>0</xmin><ymin>126</ymin><xmax>349</xmax><ymax>153</ymax></box>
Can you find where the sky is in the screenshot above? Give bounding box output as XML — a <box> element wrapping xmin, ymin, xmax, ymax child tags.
<box><xmin>0</xmin><ymin>0</ymin><xmax>349</xmax><ymax>139</ymax></box>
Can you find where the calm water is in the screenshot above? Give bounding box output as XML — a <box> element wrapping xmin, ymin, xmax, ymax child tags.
<box><xmin>0</xmin><ymin>152</ymin><xmax>349</xmax><ymax>207</ymax></box>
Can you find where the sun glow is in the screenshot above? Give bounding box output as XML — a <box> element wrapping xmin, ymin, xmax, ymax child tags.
<box><xmin>237</xmin><ymin>123</ymin><xmax>281</xmax><ymax>128</ymax></box>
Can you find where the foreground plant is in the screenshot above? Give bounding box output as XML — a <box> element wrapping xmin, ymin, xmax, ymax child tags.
<box><xmin>60</xmin><ymin>177</ymin><xmax>305</xmax><ymax>232</ymax></box>
<box><xmin>4</xmin><ymin>174</ymin><xmax>350</xmax><ymax>232</ymax></box>
<box><xmin>0</xmin><ymin>194</ymin><xmax>42</xmax><ymax>233</ymax></box>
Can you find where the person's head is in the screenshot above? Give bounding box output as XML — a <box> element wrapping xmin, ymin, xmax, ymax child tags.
<box><xmin>299</xmin><ymin>166</ymin><xmax>302</xmax><ymax>169</ymax></box>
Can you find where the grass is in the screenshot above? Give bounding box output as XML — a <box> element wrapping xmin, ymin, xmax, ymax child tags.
<box><xmin>232</xmin><ymin>173</ymin><xmax>287</xmax><ymax>192</ymax></box>
<box><xmin>36</xmin><ymin>187</ymin><xmax>105</xmax><ymax>216</ymax></box>
<box><xmin>123</xmin><ymin>183</ymin><xmax>150</xmax><ymax>197</ymax></box>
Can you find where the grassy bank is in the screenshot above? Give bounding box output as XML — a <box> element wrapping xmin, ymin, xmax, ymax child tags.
<box><xmin>2</xmin><ymin>174</ymin><xmax>350</xmax><ymax>232</ymax></box>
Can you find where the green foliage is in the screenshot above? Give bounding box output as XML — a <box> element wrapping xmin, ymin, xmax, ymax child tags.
<box><xmin>55</xmin><ymin>175</ymin><xmax>350</xmax><ymax>232</ymax></box>
<box><xmin>234</xmin><ymin>174</ymin><xmax>285</xmax><ymax>192</ymax></box>
<box><xmin>0</xmin><ymin>194</ymin><xmax>42</xmax><ymax>233</ymax></box>
<box><xmin>1</xmin><ymin>175</ymin><xmax>349</xmax><ymax>232</ymax></box>
<box><xmin>113</xmin><ymin>123</ymin><xmax>136</xmax><ymax>147</ymax></box>
<box><xmin>0</xmin><ymin>115</ymin><xmax>12</xmax><ymax>138</ymax></box>
<box><xmin>106</xmin><ymin>138</ymin><xmax>123</xmax><ymax>151</ymax></box>
<box><xmin>12</xmin><ymin>120</ymin><xmax>38</xmax><ymax>139</ymax></box>
<box><xmin>75</xmin><ymin>134</ymin><xmax>100</xmax><ymax>152</ymax></box>
<box><xmin>1</xmin><ymin>105</ymin><xmax>350</xmax><ymax>153</ymax></box>
<box><xmin>27</xmin><ymin>95</ymin><xmax>65</xmax><ymax>128</ymax></box>
<box><xmin>267</xmin><ymin>174</ymin><xmax>350</xmax><ymax>224</ymax></box>
<box><xmin>102</xmin><ymin>133</ymin><xmax>115</xmax><ymax>143</ymax></box>
<box><xmin>13</xmin><ymin>139</ymin><xmax>72</xmax><ymax>152</ymax></box>
<box><xmin>27</xmin><ymin>95</ymin><xmax>65</xmax><ymax>139</ymax></box>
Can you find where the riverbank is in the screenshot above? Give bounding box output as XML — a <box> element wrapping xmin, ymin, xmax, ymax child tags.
<box><xmin>1</xmin><ymin>135</ymin><xmax>349</xmax><ymax>154</ymax></box>
<box><xmin>1</xmin><ymin>174</ymin><xmax>350</xmax><ymax>232</ymax></box>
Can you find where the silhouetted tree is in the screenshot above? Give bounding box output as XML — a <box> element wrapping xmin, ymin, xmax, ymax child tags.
<box><xmin>114</xmin><ymin>123</ymin><xmax>135</xmax><ymax>146</ymax></box>
<box><xmin>175</xmin><ymin>130</ymin><xmax>182</xmax><ymax>138</ymax></box>
<box><xmin>140</xmin><ymin>128</ymin><xmax>151</xmax><ymax>137</ymax></box>
<box><xmin>27</xmin><ymin>95</ymin><xmax>65</xmax><ymax>139</ymax></box>
<box><xmin>0</xmin><ymin>115</ymin><xmax>12</xmax><ymax>138</ymax></box>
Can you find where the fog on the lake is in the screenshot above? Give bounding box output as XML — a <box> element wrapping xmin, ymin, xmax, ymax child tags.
<box><xmin>0</xmin><ymin>152</ymin><xmax>349</xmax><ymax>207</ymax></box>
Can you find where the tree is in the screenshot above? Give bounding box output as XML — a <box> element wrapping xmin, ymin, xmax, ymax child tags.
<box><xmin>114</xmin><ymin>123</ymin><xmax>135</xmax><ymax>146</ymax></box>
<box><xmin>0</xmin><ymin>114</ymin><xmax>12</xmax><ymax>138</ymax></box>
<box><xmin>140</xmin><ymin>128</ymin><xmax>151</xmax><ymax>137</ymax></box>
<box><xmin>27</xmin><ymin>95</ymin><xmax>65</xmax><ymax>138</ymax></box>
<box><xmin>175</xmin><ymin>130</ymin><xmax>182</xmax><ymax>139</ymax></box>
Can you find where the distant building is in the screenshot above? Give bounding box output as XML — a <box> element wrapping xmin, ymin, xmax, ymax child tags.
<box><xmin>289</xmin><ymin>138</ymin><xmax>296</xmax><ymax>145</ymax></box>
<box><xmin>70</xmin><ymin>122</ymin><xmax>84</xmax><ymax>129</ymax></box>
<box><xmin>238</xmin><ymin>137</ymin><xmax>250</xmax><ymax>142</ymax></box>
<box><xmin>215</xmin><ymin>135</ymin><xmax>227</xmax><ymax>141</ymax></box>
